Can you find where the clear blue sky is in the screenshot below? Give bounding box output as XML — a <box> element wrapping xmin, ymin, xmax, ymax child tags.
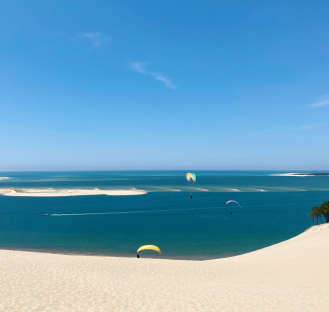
<box><xmin>1</xmin><ymin>0</ymin><xmax>328</xmax><ymax>170</ymax></box>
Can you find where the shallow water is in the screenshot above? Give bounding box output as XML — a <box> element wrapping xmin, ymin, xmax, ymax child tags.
<box><xmin>0</xmin><ymin>171</ymin><xmax>328</xmax><ymax>259</ymax></box>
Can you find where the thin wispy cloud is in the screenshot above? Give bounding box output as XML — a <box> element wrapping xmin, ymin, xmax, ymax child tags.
<box><xmin>151</xmin><ymin>73</ymin><xmax>176</xmax><ymax>89</ymax></box>
<box><xmin>310</xmin><ymin>95</ymin><xmax>329</xmax><ymax>108</ymax></box>
<box><xmin>65</xmin><ymin>32</ymin><xmax>112</xmax><ymax>48</ymax></box>
<box><xmin>130</xmin><ymin>62</ymin><xmax>176</xmax><ymax>89</ymax></box>
<box><xmin>297</xmin><ymin>123</ymin><xmax>325</xmax><ymax>130</ymax></box>
<box><xmin>131</xmin><ymin>62</ymin><xmax>146</xmax><ymax>74</ymax></box>
<box><xmin>81</xmin><ymin>32</ymin><xmax>111</xmax><ymax>47</ymax></box>
<box><xmin>277</xmin><ymin>123</ymin><xmax>325</xmax><ymax>131</ymax></box>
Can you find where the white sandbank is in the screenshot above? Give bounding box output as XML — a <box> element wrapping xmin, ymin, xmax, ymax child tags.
<box><xmin>271</xmin><ymin>173</ymin><xmax>315</xmax><ymax>176</ymax></box>
<box><xmin>0</xmin><ymin>177</ymin><xmax>9</xmax><ymax>180</ymax></box>
<box><xmin>218</xmin><ymin>188</ymin><xmax>241</xmax><ymax>192</ymax></box>
<box><xmin>1</xmin><ymin>224</ymin><xmax>329</xmax><ymax>311</ymax></box>
<box><xmin>190</xmin><ymin>187</ymin><xmax>209</xmax><ymax>191</ymax></box>
<box><xmin>0</xmin><ymin>188</ymin><xmax>147</xmax><ymax>197</ymax></box>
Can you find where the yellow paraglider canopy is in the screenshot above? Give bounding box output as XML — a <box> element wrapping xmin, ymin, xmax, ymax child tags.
<box><xmin>137</xmin><ymin>245</ymin><xmax>161</xmax><ymax>254</ymax></box>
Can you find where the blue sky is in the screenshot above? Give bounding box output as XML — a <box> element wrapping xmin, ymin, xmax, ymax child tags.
<box><xmin>1</xmin><ymin>0</ymin><xmax>328</xmax><ymax>170</ymax></box>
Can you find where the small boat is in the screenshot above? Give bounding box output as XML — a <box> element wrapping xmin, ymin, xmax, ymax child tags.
<box><xmin>44</xmin><ymin>213</ymin><xmax>51</xmax><ymax>216</ymax></box>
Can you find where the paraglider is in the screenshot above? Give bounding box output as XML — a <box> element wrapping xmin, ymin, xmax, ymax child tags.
<box><xmin>186</xmin><ymin>172</ymin><xmax>196</xmax><ymax>182</ymax></box>
<box><xmin>137</xmin><ymin>245</ymin><xmax>161</xmax><ymax>258</ymax></box>
<box><xmin>186</xmin><ymin>172</ymin><xmax>196</xmax><ymax>199</ymax></box>
<box><xmin>226</xmin><ymin>200</ymin><xmax>241</xmax><ymax>209</ymax></box>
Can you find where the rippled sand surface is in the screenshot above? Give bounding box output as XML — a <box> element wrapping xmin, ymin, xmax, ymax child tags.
<box><xmin>1</xmin><ymin>224</ymin><xmax>329</xmax><ymax>311</ymax></box>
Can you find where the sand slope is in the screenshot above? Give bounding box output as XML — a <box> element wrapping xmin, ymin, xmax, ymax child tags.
<box><xmin>1</xmin><ymin>224</ymin><xmax>329</xmax><ymax>311</ymax></box>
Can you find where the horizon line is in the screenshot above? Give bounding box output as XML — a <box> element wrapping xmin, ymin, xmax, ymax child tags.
<box><xmin>1</xmin><ymin>169</ymin><xmax>329</xmax><ymax>172</ymax></box>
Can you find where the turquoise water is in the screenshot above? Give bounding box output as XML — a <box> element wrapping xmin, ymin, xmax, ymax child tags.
<box><xmin>0</xmin><ymin>171</ymin><xmax>328</xmax><ymax>259</ymax></box>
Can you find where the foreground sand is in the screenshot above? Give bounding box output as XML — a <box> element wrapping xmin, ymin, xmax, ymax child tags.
<box><xmin>0</xmin><ymin>188</ymin><xmax>147</xmax><ymax>197</ymax></box>
<box><xmin>1</xmin><ymin>224</ymin><xmax>329</xmax><ymax>312</ymax></box>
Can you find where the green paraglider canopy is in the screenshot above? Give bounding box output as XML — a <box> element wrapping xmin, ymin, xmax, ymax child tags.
<box><xmin>186</xmin><ymin>173</ymin><xmax>196</xmax><ymax>182</ymax></box>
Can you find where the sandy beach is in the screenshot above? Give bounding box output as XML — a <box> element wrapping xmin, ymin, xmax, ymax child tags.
<box><xmin>0</xmin><ymin>188</ymin><xmax>147</xmax><ymax>197</ymax></box>
<box><xmin>1</xmin><ymin>224</ymin><xmax>328</xmax><ymax>311</ymax></box>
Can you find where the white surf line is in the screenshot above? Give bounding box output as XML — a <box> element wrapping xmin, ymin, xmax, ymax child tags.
<box><xmin>147</xmin><ymin>187</ymin><xmax>182</xmax><ymax>192</ymax></box>
<box><xmin>53</xmin><ymin>204</ymin><xmax>258</xmax><ymax>216</ymax></box>
<box><xmin>0</xmin><ymin>177</ymin><xmax>9</xmax><ymax>180</ymax></box>
<box><xmin>50</xmin><ymin>206</ymin><xmax>222</xmax><ymax>216</ymax></box>
<box><xmin>265</xmin><ymin>186</ymin><xmax>307</xmax><ymax>191</ymax></box>
<box><xmin>218</xmin><ymin>188</ymin><xmax>241</xmax><ymax>192</ymax></box>
<box><xmin>189</xmin><ymin>187</ymin><xmax>209</xmax><ymax>191</ymax></box>
<box><xmin>162</xmin><ymin>188</ymin><xmax>181</xmax><ymax>192</ymax></box>
<box><xmin>245</xmin><ymin>188</ymin><xmax>267</xmax><ymax>192</ymax></box>
<box><xmin>50</xmin><ymin>204</ymin><xmax>316</xmax><ymax>217</ymax></box>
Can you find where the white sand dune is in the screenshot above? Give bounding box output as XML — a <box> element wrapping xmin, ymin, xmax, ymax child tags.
<box><xmin>0</xmin><ymin>188</ymin><xmax>147</xmax><ymax>197</ymax></box>
<box><xmin>1</xmin><ymin>224</ymin><xmax>329</xmax><ymax>311</ymax></box>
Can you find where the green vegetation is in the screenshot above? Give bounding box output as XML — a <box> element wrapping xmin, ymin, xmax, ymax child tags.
<box><xmin>309</xmin><ymin>200</ymin><xmax>329</xmax><ymax>225</ymax></box>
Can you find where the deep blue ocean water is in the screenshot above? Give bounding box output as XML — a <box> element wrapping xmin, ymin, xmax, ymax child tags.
<box><xmin>0</xmin><ymin>171</ymin><xmax>328</xmax><ymax>259</ymax></box>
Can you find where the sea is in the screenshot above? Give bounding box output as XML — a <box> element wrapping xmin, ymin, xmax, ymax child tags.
<box><xmin>0</xmin><ymin>171</ymin><xmax>328</xmax><ymax>260</ymax></box>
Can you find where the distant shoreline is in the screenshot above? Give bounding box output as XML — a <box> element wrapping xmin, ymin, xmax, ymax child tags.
<box><xmin>0</xmin><ymin>188</ymin><xmax>147</xmax><ymax>197</ymax></box>
<box><xmin>271</xmin><ymin>173</ymin><xmax>329</xmax><ymax>177</ymax></box>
